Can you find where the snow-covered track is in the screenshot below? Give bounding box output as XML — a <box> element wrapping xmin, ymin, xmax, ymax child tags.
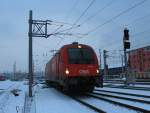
<box><xmin>86</xmin><ymin>93</ymin><xmax>150</xmax><ymax>113</ymax></box>
<box><xmin>91</xmin><ymin>92</ymin><xmax>150</xmax><ymax>104</ymax></box>
<box><xmin>67</xmin><ymin>94</ymin><xmax>106</xmax><ymax>113</ymax></box>
<box><xmin>104</xmin><ymin>80</ymin><xmax>150</xmax><ymax>85</ymax></box>
<box><xmin>95</xmin><ymin>89</ymin><xmax>150</xmax><ymax>98</ymax></box>
<box><xmin>104</xmin><ymin>85</ymin><xmax>150</xmax><ymax>91</ymax></box>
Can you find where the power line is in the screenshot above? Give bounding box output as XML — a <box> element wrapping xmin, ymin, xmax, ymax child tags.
<box><xmin>50</xmin><ymin>20</ymin><xmax>76</xmax><ymax>26</ymax></box>
<box><xmin>54</xmin><ymin>0</ymin><xmax>96</xmax><ymax>47</ymax></box>
<box><xmin>80</xmin><ymin>0</ymin><xmax>115</xmax><ymax>26</ymax></box>
<box><xmin>103</xmin><ymin>28</ymin><xmax>150</xmax><ymax>48</ymax></box>
<box><xmin>59</xmin><ymin>0</ymin><xmax>96</xmax><ymax>34</ymax></box>
<box><xmin>131</xmin><ymin>28</ymin><xmax>150</xmax><ymax>37</ymax></box>
<box><xmin>99</xmin><ymin>12</ymin><xmax>150</xmax><ymax>41</ymax></box>
<box><xmin>73</xmin><ymin>0</ymin><xmax>96</xmax><ymax>25</ymax></box>
<box><xmin>74</xmin><ymin>0</ymin><xmax>148</xmax><ymax>47</ymax></box>
<box><xmin>101</xmin><ymin>12</ymin><xmax>150</xmax><ymax>41</ymax></box>
<box><xmin>105</xmin><ymin>34</ymin><xmax>150</xmax><ymax>51</ymax></box>
<box><xmin>80</xmin><ymin>7</ymin><xmax>150</xmax><ymax>49</ymax></box>
<box><xmin>131</xmin><ymin>39</ymin><xmax>150</xmax><ymax>49</ymax></box>
<box><xmin>56</xmin><ymin>24</ymin><xmax>80</xmax><ymax>33</ymax></box>
<box><xmin>98</xmin><ymin>29</ymin><xmax>150</xmax><ymax>49</ymax></box>
<box><xmin>86</xmin><ymin>0</ymin><xmax>147</xmax><ymax>34</ymax></box>
<box><xmin>51</xmin><ymin>25</ymin><xmax>64</xmax><ymax>34</ymax></box>
<box><xmin>65</xmin><ymin>0</ymin><xmax>79</xmax><ymax>21</ymax></box>
<box><xmin>127</xmin><ymin>14</ymin><xmax>150</xmax><ymax>27</ymax></box>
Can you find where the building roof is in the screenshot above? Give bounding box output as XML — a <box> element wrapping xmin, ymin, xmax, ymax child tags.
<box><xmin>128</xmin><ymin>45</ymin><xmax>150</xmax><ymax>53</ymax></box>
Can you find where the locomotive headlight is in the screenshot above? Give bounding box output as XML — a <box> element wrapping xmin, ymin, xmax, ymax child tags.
<box><xmin>65</xmin><ymin>69</ymin><xmax>69</xmax><ymax>75</ymax></box>
<box><xmin>78</xmin><ymin>45</ymin><xmax>82</xmax><ymax>48</ymax></box>
<box><xmin>96</xmin><ymin>69</ymin><xmax>99</xmax><ymax>74</ymax></box>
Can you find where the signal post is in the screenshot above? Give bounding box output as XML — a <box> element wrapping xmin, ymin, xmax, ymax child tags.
<box><xmin>28</xmin><ymin>10</ymin><xmax>51</xmax><ymax>97</ymax></box>
<box><xmin>123</xmin><ymin>28</ymin><xmax>130</xmax><ymax>85</ymax></box>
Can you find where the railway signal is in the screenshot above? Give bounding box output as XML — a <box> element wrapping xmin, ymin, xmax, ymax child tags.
<box><xmin>123</xmin><ymin>28</ymin><xmax>130</xmax><ymax>85</ymax></box>
<box><xmin>123</xmin><ymin>28</ymin><xmax>130</xmax><ymax>49</ymax></box>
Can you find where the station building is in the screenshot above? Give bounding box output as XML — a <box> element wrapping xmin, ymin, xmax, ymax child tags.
<box><xmin>128</xmin><ymin>46</ymin><xmax>150</xmax><ymax>73</ymax></box>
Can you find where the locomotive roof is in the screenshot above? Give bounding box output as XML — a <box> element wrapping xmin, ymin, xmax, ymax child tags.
<box><xmin>47</xmin><ymin>43</ymin><xmax>95</xmax><ymax>64</ymax></box>
<box><xmin>60</xmin><ymin>43</ymin><xmax>92</xmax><ymax>49</ymax></box>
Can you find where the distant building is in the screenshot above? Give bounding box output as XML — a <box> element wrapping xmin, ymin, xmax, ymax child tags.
<box><xmin>128</xmin><ymin>46</ymin><xmax>150</xmax><ymax>72</ymax></box>
<box><xmin>101</xmin><ymin>67</ymin><xmax>124</xmax><ymax>75</ymax></box>
<box><xmin>0</xmin><ymin>75</ymin><xmax>6</xmax><ymax>81</ymax></box>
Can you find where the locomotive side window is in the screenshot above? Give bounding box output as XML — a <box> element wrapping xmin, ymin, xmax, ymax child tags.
<box><xmin>68</xmin><ymin>48</ymin><xmax>95</xmax><ymax>64</ymax></box>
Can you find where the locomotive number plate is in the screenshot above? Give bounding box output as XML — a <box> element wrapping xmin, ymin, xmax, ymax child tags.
<box><xmin>79</xmin><ymin>70</ymin><xmax>89</xmax><ymax>75</ymax></box>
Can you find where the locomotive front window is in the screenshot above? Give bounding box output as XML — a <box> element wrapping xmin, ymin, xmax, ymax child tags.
<box><xmin>68</xmin><ymin>48</ymin><xmax>95</xmax><ymax>64</ymax></box>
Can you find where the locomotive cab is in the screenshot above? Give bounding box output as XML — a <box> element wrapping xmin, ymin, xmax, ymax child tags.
<box><xmin>62</xmin><ymin>43</ymin><xmax>102</xmax><ymax>91</ymax></box>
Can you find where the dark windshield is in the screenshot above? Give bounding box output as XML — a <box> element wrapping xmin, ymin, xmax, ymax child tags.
<box><xmin>68</xmin><ymin>48</ymin><xmax>95</xmax><ymax>64</ymax></box>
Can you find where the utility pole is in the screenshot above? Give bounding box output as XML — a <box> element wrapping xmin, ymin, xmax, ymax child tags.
<box><xmin>121</xmin><ymin>54</ymin><xmax>124</xmax><ymax>74</ymax></box>
<box><xmin>13</xmin><ymin>61</ymin><xmax>16</xmax><ymax>81</ymax></box>
<box><xmin>103</xmin><ymin>50</ymin><xmax>108</xmax><ymax>79</ymax></box>
<box><xmin>99</xmin><ymin>49</ymin><xmax>101</xmax><ymax>71</ymax></box>
<box><xmin>28</xmin><ymin>10</ymin><xmax>33</xmax><ymax>97</ymax></box>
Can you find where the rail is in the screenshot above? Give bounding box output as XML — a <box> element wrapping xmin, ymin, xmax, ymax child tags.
<box><xmin>87</xmin><ymin>93</ymin><xmax>150</xmax><ymax>113</ymax></box>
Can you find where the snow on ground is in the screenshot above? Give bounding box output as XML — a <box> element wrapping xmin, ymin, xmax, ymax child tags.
<box><xmin>0</xmin><ymin>80</ymin><xmax>15</xmax><ymax>90</ymax></box>
<box><xmin>1</xmin><ymin>80</ymin><xmax>150</xmax><ymax>113</ymax></box>
<box><xmin>34</xmin><ymin>85</ymin><xmax>96</xmax><ymax>113</ymax></box>
<box><xmin>0</xmin><ymin>80</ymin><xmax>27</xmax><ymax>113</ymax></box>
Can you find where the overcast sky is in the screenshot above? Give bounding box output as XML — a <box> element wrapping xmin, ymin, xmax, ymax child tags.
<box><xmin>0</xmin><ymin>0</ymin><xmax>150</xmax><ymax>72</ymax></box>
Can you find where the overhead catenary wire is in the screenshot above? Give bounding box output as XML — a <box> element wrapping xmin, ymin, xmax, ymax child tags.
<box><xmin>73</xmin><ymin>0</ymin><xmax>96</xmax><ymax>25</ymax></box>
<box><xmin>86</xmin><ymin>0</ymin><xmax>147</xmax><ymax>35</ymax></box>
<box><xmin>98</xmin><ymin>12</ymin><xmax>150</xmax><ymax>47</ymax></box>
<box><xmin>64</xmin><ymin>0</ymin><xmax>79</xmax><ymax>21</ymax></box>
<box><xmin>51</xmin><ymin>0</ymin><xmax>96</xmax><ymax>49</ymax></box>
<box><xmin>100</xmin><ymin>29</ymin><xmax>150</xmax><ymax>49</ymax></box>
<box><xmin>79</xmin><ymin>0</ymin><xmax>115</xmax><ymax>26</ymax></box>
<box><xmin>72</xmin><ymin>0</ymin><xmax>148</xmax><ymax>50</ymax></box>
<box><xmin>105</xmin><ymin>27</ymin><xmax>150</xmax><ymax>48</ymax></box>
<box><xmin>83</xmin><ymin>11</ymin><xmax>150</xmax><ymax>50</ymax></box>
<box><xmin>58</xmin><ymin>0</ymin><xmax>96</xmax><ymax>34</ymax></box>
<box><xmin>51</xmin><ymin>25</ymin><xmax>64</xmax><ymax>35</ymax></box>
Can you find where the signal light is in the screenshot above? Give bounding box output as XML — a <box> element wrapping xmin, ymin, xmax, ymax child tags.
<box><xmin>124</xmin><ymin>28</ymin><xmax>129</xmax><ymax>40</ymax></box>
<box><xmin>123</xmin><ymin>28</ymin><xmax>130</xmax><ymax>49</ymax></box>
<box><xmin>124</xmin><ymin>41</ymin><xmax>130</xmax><ymax>49</ymax></box>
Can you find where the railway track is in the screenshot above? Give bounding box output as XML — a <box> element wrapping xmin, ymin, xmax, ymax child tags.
<box><xmin>67</xmin><ymin>92</ymin><xmax>150</xmax><ymax>113</ymax></box>
<box><xmin>104</xmin><ymin>80</ymin><xmax>150</xmax><ymax>85</ymax></box>
<box><xmin>92</xmin><ymin>92</ymin><xmax>150</xmax><ymax>104</ymax></box>
<box><xmin>68</xmin><ymin>95</ymin><xmax>106</xmax><ymax>113</ymax></box>
<box><xmin>86</xmin><ymin>93</ymin><xmax>150</xmax><ymax>113</ymax></box>
<box><xmin>104</xmin><ymin>85</ymin><xmax>150</xmax><ymax>91</ymax></box>
<box><xmin>95</xmin><ymin>89</ymin><xmax>150</xmax><ymax>98</ymax></box>
<box><xmin>46</xmin><ymin>84</ymin><xmax>150</xmax><ymax>113</ymax></box>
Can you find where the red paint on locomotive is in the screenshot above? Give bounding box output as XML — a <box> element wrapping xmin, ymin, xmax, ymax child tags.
<box><xmin>45</xmin><ymin>42</ymin><xmax>103</xmax><ymax>92</ymax></box>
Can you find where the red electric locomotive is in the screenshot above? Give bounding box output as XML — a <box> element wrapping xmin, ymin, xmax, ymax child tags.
<box><xmin>45</xmin><ymin>42</ymin><xmax>103</xmax><ymax>92</ymax></box>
